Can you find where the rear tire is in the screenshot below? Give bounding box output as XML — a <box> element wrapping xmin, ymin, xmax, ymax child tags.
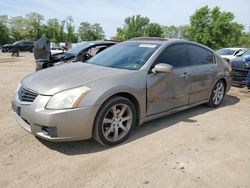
<box><xmin>206</xmin><ymin>80</ymin><xmax>225</xmax><ymax>107</ymax></box>
<box><xmin>93</xmin><ymin>96</ymin><xmax>137</xmax><ymax>146</ymax></box>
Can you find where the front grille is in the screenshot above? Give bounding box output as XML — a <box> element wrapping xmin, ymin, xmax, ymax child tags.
<box><xmin>18</xmin><ymin>86</ymin><xmax>38</xmax><ymax>102</ymax></box>
<box><xmin>232</xmin><ymin>67</ymin><xmax>249</xmax><ymax>85</ymax></box>
<box><xmin>231</xmin><ymin>66</ymin><xmax>249</xmax><ymax>72</ymax></box>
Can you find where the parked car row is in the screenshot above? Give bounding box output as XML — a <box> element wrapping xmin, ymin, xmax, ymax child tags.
<box><xmin>12</xmin><ymin>37</ymin><xmax>232</xmax><ymax>146</ymax></box>
<box><xmin>216</xmin><ymin>48</ymin><xmax>247</xmax><ymax>63</ymax></box>
<box><xmin>216</xmin><ymin>47</ymin><xmax>250</xmax><ymax>87</ymax></box>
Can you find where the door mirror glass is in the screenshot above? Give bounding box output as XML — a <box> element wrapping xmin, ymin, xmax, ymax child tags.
<box><xmin>152</xmin><ymin>63</ymin><xmax>173</xmax><ymax>73</ymax></box>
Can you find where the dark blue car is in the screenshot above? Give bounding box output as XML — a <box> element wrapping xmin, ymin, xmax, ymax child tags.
<box><xmin>231</xmin><ymin>49</ymin><xmax>250</xmax><ymax>87</ymax></box>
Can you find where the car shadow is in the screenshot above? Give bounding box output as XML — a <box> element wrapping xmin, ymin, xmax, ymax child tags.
<box><xmin>38</xmin><ymin>94</ymin><xmax>240</xmax><ymax>155</ymax></box>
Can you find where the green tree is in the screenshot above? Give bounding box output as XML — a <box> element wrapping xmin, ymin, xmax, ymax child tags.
<box><xmin>116</xmin><ymin>15</ymin><xmax>150</xmax><ymax>40</ymax></box>
<box><xmin>185</xmin><ymin>6</ymin><xmax>244</xmax><ymax>50</ymax></box>
<box><xmin>162</xmin><ymin>25</ymin><xmax>189</xmax><ymax>39</ymax></box>
<box><xmin>145</xmin><ymin>23</ymin><xmax>163</xmax><ymax>37</ymax></box>
<box><xmin>45</xmin><ymin>18</ymin><xmax>61</xmax><ymax>42</ymax></box>
<box><xmin>58</xmin><ymin>20</ymin><xmax>66</xmax><ymax>42</ymax></box>
<box><xmin>25</xmin><ymin>12</ymin><xmax>45</xmax><ymax>40</ymax></box>
<box><xmin>65</xmin><ymin>16</ymin><xmax>78</xmax><ymax>43</ymax></box>
<box><xmin>0</xmin><ymin>15</ymin><xmax>10</xmax><ymax>44</ymax></box>
<box><xmin>239</xmin><ymin>27</ymin><xmax>250</xmax><ymax>48</ymax></box>
<box><xmin>116</xmin><ymin>15</ymin><xmax>165</xmax><ymax>40</ymax></box>
<box><xmin>9</xmin><ymin>16</ymin><xmax>26</xmax><ymax>41</ymax></box>
<box><xmin>78</xmin><ymin>22</ymin><xmax>105</xmax><ymax>41</ymax></box>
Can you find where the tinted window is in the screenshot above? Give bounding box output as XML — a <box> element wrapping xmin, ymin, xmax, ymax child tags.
<box><xmin>67</xmin><ymin>42</ymin><xmax>92</xmax><ymax>55</ymax></box>
<box><xmin>188</xmin><ymin>45</ymin><xmax>214</xmax><ymax>65</ymax></box>
<box><xmin>89</xmin><ymin>42</ymin><xmax>160</xmax><ymax>70</ymax></box>
<box><xmin>155</xmin><ymin>44</ymin><xmax>187</xmax><ymax>68</ymax></box>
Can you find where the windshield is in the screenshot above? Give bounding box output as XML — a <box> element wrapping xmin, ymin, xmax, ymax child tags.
<box><xmin>88</xmin><ymin>42</ymin><xmax>160</xmax><ymax>70</ymax></box>
<box><xmin>216</xmin><ymin>49</ymin><xmax>235</xmax><ymax>56</ymax></box>
<box><xmin>243</xmin><ymin>49</ymin><xmax>250</xmax><ymax>57</ymax></box>
<box><xmin>67</xmin><ymin>42</ymin><xmax>92</xmax><ymax>55</ymax></box>
<box><xmin>13</xmin><ymin>41</ymin><xmax>20</xmax><ymax>45</ymax></box>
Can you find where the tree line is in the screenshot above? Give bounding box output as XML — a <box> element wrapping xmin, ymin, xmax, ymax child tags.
<box><xmin>0</xmin><ymin>6</ymin><xmax>250</xmax><ymax>50</ymax></box>
<box><xmin>0</xmin><ymin>12</ymin><xmax>105</xmax><ymax>45</ymax></box>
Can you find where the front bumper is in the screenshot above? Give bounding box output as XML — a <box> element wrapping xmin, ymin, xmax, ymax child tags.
<box><xmin>12</xmin><ymin>94</ymin><xmax>99</xmax><ymax>141</ymax></box>
<box><xmin>232</xmin><ymin>67</ymin><xmax>249</xmax><ymax>86</ymax></box>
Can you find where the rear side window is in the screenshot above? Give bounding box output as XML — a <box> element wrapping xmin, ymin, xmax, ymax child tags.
<box><xmin>155</xmin><ymin>44</ymin><xmax>188</xmax><ymax>68</ymax></box>
<box><xmin>188</xmin><ymin>44</ymin><xmax>214</xmax><ymax>65</ymax></box>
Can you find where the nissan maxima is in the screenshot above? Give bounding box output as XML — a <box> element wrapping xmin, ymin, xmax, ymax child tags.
<box><xmin>12</xmin><ymin>37</ymin><xmax>232</xmax><ymax>146</ymax></box>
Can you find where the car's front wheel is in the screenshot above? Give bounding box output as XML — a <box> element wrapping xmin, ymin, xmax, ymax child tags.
<box><xmin>93</xmin><ymin>96</ymin><xmax>137</xmax><ymax>146</ymax></box>
<box><xmin>207</xmin><ymin>80</ymin><xmax>225</xmax><ymax>107</ymax></box>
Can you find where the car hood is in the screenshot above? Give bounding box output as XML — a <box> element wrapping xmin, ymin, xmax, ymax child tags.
<box><xmin>22</xmin><ymin>63</ymin><xmax>129</xmax><ymax>95</ymax></box>
<box><xmin>231</xmin><ymin>56</ymin><xmax>250</xmax><ymax>69</ymax></box>
<box><xmin>3</xmin><ymin>44</ymin><xmax>14</xmax><ymax>48</ymax></box>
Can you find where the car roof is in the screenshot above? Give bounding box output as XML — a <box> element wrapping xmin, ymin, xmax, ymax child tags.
<box><xmin>82</xmin><ymin>40</ymin><xmax>118</xmax><ymax>45</ymax></box>
<box><xmin>129</xmin><ymin>37</ymin><xmax>199</xmax><ymax>45</ymax></box>
<box><xmin>129</xmin><ymin>37</ymin><xmax>214</xmax><ymax>52</ymax></box>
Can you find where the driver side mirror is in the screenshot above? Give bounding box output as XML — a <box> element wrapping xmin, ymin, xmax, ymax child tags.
<box><xmin>152</xmin><ymin>63</ymin><xmax>173</xmax><ymax>74</ymax></box>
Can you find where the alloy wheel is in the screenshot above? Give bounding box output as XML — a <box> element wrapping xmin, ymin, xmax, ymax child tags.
<box><xmin>212</xmin><ymin>82</ymin><xmax>225</xmax><ymax>105</ymax></box>
<box><xmin>102</xmin><ymin>103</ymin><xmax>133</xmax><ymax>142</ymax></box>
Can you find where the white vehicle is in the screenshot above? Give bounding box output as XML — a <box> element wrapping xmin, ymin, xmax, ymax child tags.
<box><xmin>216</xmin><ymin>48</ymin><xmax>247</xmax><ymax>62</ymax></box>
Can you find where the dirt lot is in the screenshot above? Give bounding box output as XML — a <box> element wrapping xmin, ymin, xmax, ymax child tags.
<box><xmin>0</xmin><ymin>52</ymin><xmax>249</xmax><ymax>188</ymax></box>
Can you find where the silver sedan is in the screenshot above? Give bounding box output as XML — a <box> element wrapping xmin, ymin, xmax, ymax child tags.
<box><xmin>12</xmin><ymin>37</ymin><xmax>232</xmax><ymax>146</ymax></box>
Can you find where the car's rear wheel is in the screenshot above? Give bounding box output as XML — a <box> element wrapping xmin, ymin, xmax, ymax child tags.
<box><xmin>207</xmin><ymin>80</ymin><xmax>225</xmax><ymax>107</ymax></box>
<box><xmin>93</xmin><ymin>96</ymin><xmax>137</xmax><ymax>146</ymax></box>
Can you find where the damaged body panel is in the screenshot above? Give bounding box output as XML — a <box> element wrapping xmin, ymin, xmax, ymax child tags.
<box><xmin>33</xmin><ymin>37</ymin><xmax>117</xmax><ymax>71</ymax></box>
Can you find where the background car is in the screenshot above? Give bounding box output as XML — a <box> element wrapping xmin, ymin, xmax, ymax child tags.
<box><xmin>231</xmin><ymin>49</ymin><xmax>250</xmax><ymax>86</ymax></box>
<box><xmin>1</xmin><ymin>40</ymin><xmax>34</xmax><ymax>53</ymax></box>
<box><xmin>34</xmin><ymin>39</ymin><xmax>118</xmax><ymax>71</ymax></box>
<box><xmin>216</xmin><ymin>48</ymin><xmax>247</xmax><ymax>62</ymax></box>
<box><xmin>52</xmin><ymin>40</ymin><xmax>118</xmax><ymax>63</ymax></box>
<box><xmin>12</xmin><ymin>37</ymin><xmax>232</xmax><ymax>146</ymax></box>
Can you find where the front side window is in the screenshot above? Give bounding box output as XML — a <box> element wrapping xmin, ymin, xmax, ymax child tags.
<box><xmin>188</xmin><ymin>45</ymin><xmax>214</xmax><ymax>65</ymax></box>
<box><xmin>155</xmin><ymin>44</ymin><xmax>188</xmax><ymax>68</ymax></box>
<box><xmin>67</xmin><ymin>42</ymin><xmax>92</xmax><ymax>56</ymax></box>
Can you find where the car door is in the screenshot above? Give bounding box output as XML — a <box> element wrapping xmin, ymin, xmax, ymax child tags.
<box><xmin>17</xmin><ymin>41</ymin><xmax>25</xmax><ymax>51</ymax></box>
<box><xmin>146</xmin><ymin>43</ymin><xmax>192</xmax><ymax>116</ymax></box>
<box><xmin>187</xmin><ymin>44</ymin><xmax>217</xmax><ymax>104</ymax></box>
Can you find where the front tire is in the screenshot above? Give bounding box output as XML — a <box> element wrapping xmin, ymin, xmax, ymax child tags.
<box><xmin>93</xmin><ymin>96</ymin><xmax>137</xmax><ymax>146</ymax></box>
<box><xmin>207</xmin><ymin>80</ymin><xmax>225</xmax><ymax>107</ymax></box>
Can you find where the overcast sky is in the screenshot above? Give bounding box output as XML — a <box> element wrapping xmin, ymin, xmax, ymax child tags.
<box><xmin>0</xmin><ymin>0</ymin><xmax>249</xmax><ymax>38</ymax></box>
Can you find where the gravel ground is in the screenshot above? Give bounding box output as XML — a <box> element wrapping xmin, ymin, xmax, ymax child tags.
<box><xmin>0</xmin><ymin>52</ymin><xmax>250</xmax><ymax>188</ymax></box>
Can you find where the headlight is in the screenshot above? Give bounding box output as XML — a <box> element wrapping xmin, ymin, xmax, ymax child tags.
<box><xmin>15</xmin><ymin>84</ymin><xmax>21</xmax><ymax>93</ymax></box>
<box><xmin>46</xmin><ymin>86</ymin><xmax>91</xmax><ymax>110</ymax></box>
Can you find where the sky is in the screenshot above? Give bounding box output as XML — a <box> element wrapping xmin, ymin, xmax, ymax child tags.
<box><xmin>0</xmin><ymin>0</ymin><xmax>249</xmax><ymax>38</ymax></box>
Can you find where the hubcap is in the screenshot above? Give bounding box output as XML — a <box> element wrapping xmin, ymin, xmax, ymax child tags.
<box><xmin>213</xmin><ymin>82</ymin><xmax>224</xmax><ymax>105</ymax></box>
<box><xmin>102</xmin><ymin>104</ymin><xmax>132</xmax><ymax>142</ymax></box>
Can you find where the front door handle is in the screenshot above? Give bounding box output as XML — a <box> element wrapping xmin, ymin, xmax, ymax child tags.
<box><xmin>211</xmin><ymin>68</ymin><xmax>216</xmax><ymax>72</ymax></box>
<box><xmin>181</xmin><ymin>72</ymin><xmax>190</xmax><ymax>79</ymax></box>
